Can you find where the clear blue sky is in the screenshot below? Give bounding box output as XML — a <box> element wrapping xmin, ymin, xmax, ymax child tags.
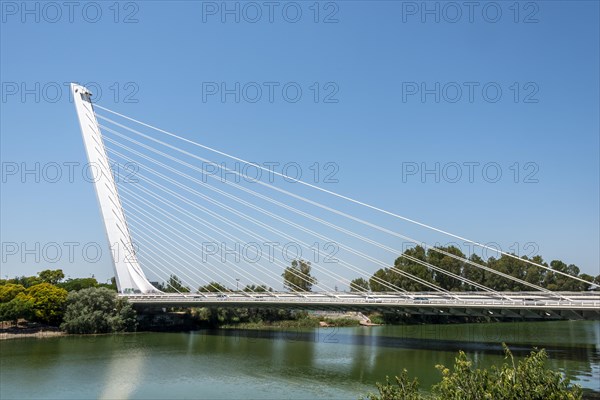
<box><xmin>1</xmin><ymin>1</ymin><xmax>598</xmax><ymax>285</ymax></box>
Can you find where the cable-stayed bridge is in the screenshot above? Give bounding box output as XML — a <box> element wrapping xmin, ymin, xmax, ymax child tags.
<box><xmin>70</xmin><ymin>83</ymin><xmax>600</xmax><ymax>321</ymax></box>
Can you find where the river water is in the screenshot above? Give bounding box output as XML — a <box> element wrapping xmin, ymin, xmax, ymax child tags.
<box><xmin>1</xmin><ymin>320</ymin><xmax>598</xmax><ymax>399</ymax></box>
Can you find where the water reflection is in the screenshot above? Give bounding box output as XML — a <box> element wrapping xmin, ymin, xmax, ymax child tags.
<box><xmin>98</xmin><ymin>345</ymin><xmax>146</xmax><ymax>399</ymax></box>
<box><xmin>1</xmin><ymin>321</ymin><xmax>598</xmax><ymax>399</ymax></box>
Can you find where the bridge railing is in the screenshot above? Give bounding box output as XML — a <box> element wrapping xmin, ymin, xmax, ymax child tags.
<box><xmin>121</xmin><ymin>293</ymin><xmax>600</xmax><ymax>309</ymax></box>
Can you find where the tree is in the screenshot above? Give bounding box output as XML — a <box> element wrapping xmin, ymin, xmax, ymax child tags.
<box><xmin>8</xmin><ymin>275</ymin><xmax>41</xmax><ymax>288</ymax></box>
<box><xmin>59</xmin><ymin>278</ymin><xmax>98</xmax><ymax>292</ymax></box>
<box><xmin>243</xmin><ymin>284</ymin><xmax>272</xmax><ymax>292</ymax></box>
<box><xmin>391</xmin><ymin>246</ymin><xmax>434</xmax><ymax>291</ymax></box>
<box><xmin>26</xmin><ymin>283</ymin><xmax>68</xmax><ymax>325</ymax></box>
<box><xmin>485</xmin><ymin>255</ymin><xmax>529</xmax><ymax>291</ymax></box>
<box><xmin>427</xmin><ymin>246</ymin><xmax>465</xmax><ymax>291</ymax></box>
<box><xmin>577</xmin><ymin>274</ymin><xmax>595</xmax><ymax>291</ymax></box>
<box><xmin>0</xmin><ymin>283</ymin><xmax>26</xmax><ymax>303</ymax></box>
<box><xmin>364</xmin><ymin>345</ymin><xmax>582</xmax><ymax>400</ymax></box>
<box><xmin>462</xmin><ymin>254</ymin><xmax>487</xmax><ymax>286</ymax></box>
<box><xmin>593</xmin><ymin>274</ymin><xmax>600</xmax><ymax>291</ymax></box>
<box><xmin>350</xmin><ymin>278</ymin><xmax>370</xmax><ymax>292</ymax></box>
<box><xmin>0</xmin><ymin>294</ymin><xmax>34</xmax><ymax>324</ymax></box>
<box><xmin>282</xmin><ymin>259</ymin><xmax>317</xmax><ymax>292</ymax></box>
<box><xmin>543</xmin><ymin>260</ymin><xmax>583</xmax><ymax>291</ymax></box>
<box><xmin>61</xmin><ymin>287</ymin><xmax>137</xmax><ymax>334</ymax></box>
<box><xmin>198</xmin><ymin>282</ymin><xmax>229</xmax><ymax>293</ymax></box>
<box><xmin>369</xmin><ymin>269</ymin><xmax>392</xmax><ymax>292</ymax></box>
<box><xmin>163</xmin><ymin>275</ymin><xmax>190</xmax><ymax>293</ymax></box>
<box><xmin>37</xmin><ymin>269</ymin><xmax>65</xmax><ymax>285</ymax></box>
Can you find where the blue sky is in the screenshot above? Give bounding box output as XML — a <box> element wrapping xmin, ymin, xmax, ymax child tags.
<box><xmin>1</xmin><ymin>1</ymin><xmax>599</xmax><ymax>286</ymax></box>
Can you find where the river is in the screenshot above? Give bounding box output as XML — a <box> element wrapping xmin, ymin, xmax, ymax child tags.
<box><xmin>1</xmin><ymin>320</ymin><xmax>598</xmax><ymax>399</ymax></box>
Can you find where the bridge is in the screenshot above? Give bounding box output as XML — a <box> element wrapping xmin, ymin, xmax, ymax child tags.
<box><xmin>127</xmin><ymin>292</ymin><xmax>600</xmax><ymax>320</ymax></box>
<box><xmin>70</xmin><ymin>83</ymin><xmax>600</xmax><ymax>321</ymax></box>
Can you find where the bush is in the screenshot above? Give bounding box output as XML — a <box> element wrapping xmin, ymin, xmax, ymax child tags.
<box><xmin>364</xmin><ymin>344</ymin><xmax>582</xmax><ymax>400</ymax></box>
<box><xmin>61</xmin><ymin>287</ymin><xmax>137</xmax><ymax>334</ymax></box>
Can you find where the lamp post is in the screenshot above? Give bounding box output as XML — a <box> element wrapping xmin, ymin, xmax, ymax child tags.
<box><xmin>236</xmin><ymin>278</ymin><xmax>240</xmax><ymax>292</ymax></box>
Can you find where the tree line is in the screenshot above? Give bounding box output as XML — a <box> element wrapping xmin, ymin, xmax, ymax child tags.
<box><xmin>157</xmin><ymin>259</ymin><xmax>314</xmax><ymax>293</ymax></box>
<box><xmin>351</xmin><ymin>246</ymin><xmax>599</xmax><ymax>293</ymax></box>
<box><xmin>0</xmin><ymin>269</ymin><xmax>135</xmax><ymax>334</ymax></box>
<box><xmin>154</xmin><ymin>248</ymin><xmax>598</xmax><ymax>295</ymax></box>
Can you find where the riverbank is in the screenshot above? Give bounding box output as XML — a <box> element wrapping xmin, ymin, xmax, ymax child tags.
<box><xmin>0</xmin><ymin>321</ymin><xmax>65</xmax><ymax>340</ymax></box>
<box><xmin>220</xmin><ymin>315</ymin><xmax>362</xmax><ymax>330</ymax></box>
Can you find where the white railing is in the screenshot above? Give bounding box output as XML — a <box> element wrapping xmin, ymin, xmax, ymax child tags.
<box><xmin>121</xmin><ymin>292</ymin><xmax>600</xmax><ymax>310</ymax></box>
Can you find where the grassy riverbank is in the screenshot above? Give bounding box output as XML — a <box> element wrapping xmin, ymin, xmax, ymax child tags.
<box><xmin>0</xmin><ymin>321</ymin><xmax>65</xmax><ymax>340</ymax></box>
<box><xmin>221</xmin><ymin>315</ymin><xmax>361</xmax><ymax>329</ymax></box>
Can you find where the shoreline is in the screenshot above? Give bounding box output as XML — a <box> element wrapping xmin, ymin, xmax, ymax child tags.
<box><xmin>0</xmin><ymin>321</ymin><xmax>65</xmax><ymax>341</ymax></box>
<box><xmin>0</xmin><ymin>330</ymin><xmax>66</xmax><ymax>340</ymax></box>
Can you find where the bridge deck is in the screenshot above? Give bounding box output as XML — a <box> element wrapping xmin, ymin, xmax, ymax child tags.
<box><xmin>123</xmin><ymin>292</ymin><xmax>600</xmax><ymax>320</ymax></box>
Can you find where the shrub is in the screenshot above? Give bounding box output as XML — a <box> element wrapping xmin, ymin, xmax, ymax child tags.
<box><xmin>364</xmin><ymin>344</ymin><xmax>582</xmax><ymax>400</ymax></box>
<box><xmin>61</xmin><ymin>287</ymin><xmax>137</xmax><ymax>334</ymax></box>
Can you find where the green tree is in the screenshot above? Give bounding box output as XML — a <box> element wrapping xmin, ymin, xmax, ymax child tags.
<box><xmin>198</xmin><ymin>282</ymin><xmax>229</xmax><ymax>293</ymax></box>
<box><xmin>0</xmin><ymin>294</ymin><xmax>35</xmax><ymax>324</ymax></box>
<box><xmin>543</xmin><ymin>260</ymin><xmax>583</xmax><ymax>291</ymax></box>
<box><xmin>369</xmin><ymin>269</ymin><xmax>393</xmax><ymax>292</ymax></box>
<box><xmin>243</xmin><ymin>284</ymin><xmax>272</xmax><ymax>292</ymax></box>
<box><xmin>61</xmin><ymin>287</ymin><xmax>137</xmax><ymax>334</ymax></box>
<box><xmin>59</xmin><ymin>278</ymin><xmax>98</xmax><ymax>292</ymax></box>
<box><xmin>391</xmin><ymin>246</ymin><xmax>434</xmax><ymax>291</ymax></box>
<box><xmin>484</xmin><ymin>255</ymin><xmax>529</xmax><ymax>291</ymax></box>
<box><xmin>593</xmin><ymin>274</ymin><xmax>600</xmax><ymax>290</ymax></box>
<box><xmin>9</xmin><ymin>275</ymin><xmax>41</xmax><ymax>288</ymax></box>
<box><xmin>163</xmin><ymin>275</ymin><xmax>190</xmax><ymax>293</ymax></box>
<box><xmin>577</xmin><ymin>274</ymin><xmax>595</xmax><ymax>291</ymax></box>
<box><xmin>0</xmin><ymin>283</ymin><xmax>26</xmax><ymax>303</ymax></box>
<box><xmin>522</xmin><ymin>255</ymin><xmax>546</xmax><ymax>287</ymax></box>
<box><xmin>350</xmin><ymin>278</ymin><xmax>371</xmax><ymax>292</ymax></box>
<box><xmin>26</xmin><ymin>283</ymin><xmax>68</xmax><ymax>325</ymax></box>
<box><xmin>282</xmin><ymin>259</ymin><xmax>317</xmax><ymax>292</ymax></box>
<box><xmin>462</xmin><ymin>254</ymin><xmax>487</xmax><ymax>286</ymax></box>
<box><xmin>37</xmin><ymin>269</ymin><xmax>65</xmax><ymax>285</ymax></box>
<box><xmin>427</xmin><ymin>246</ymin><xmax>465</xmax><ymax>291</ymax></box>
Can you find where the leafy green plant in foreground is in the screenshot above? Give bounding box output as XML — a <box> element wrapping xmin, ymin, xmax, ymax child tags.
<box><xmin>364</xmin><ymin>344</ymin><xmax>582</xmax><ymax>400</ymax></box>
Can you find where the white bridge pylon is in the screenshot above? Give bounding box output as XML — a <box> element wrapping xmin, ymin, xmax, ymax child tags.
<box><xmin>71</xmin><ymin>83</ymin><xmax>156</xmax><ymax>293</ymax></box>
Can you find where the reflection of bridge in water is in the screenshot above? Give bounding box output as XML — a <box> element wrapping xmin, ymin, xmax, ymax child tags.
<box><xmin>71</xmin><ymin>83</ymin><xmax>599</xmax><ymax>322</ymax></box>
